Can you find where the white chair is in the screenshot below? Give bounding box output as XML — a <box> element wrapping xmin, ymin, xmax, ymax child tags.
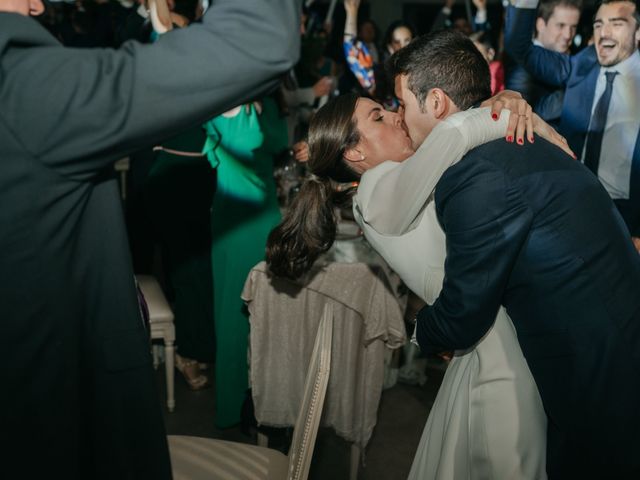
<box><xmin>244</xmin><ymin>261</ymin><xmax>406</xmax><ymax>480</ymax></box>
<box><xmin>167</xmin><ymin>304</ymin><xmax>333</xmax><ymax>480</ymax></box>
<box><xmin>136</xmin><ymin>274</ymin><xmax>176</xmax><ymax>413</ymax></box>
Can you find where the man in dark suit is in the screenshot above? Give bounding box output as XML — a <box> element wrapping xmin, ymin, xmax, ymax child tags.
<box><xmin>506</xmin><ymin>0</ymin><xmax>640</xmax><ymax>251</ymax></box>
<box><xmin>389</xmin><ymin>30</ymin><xmax>640</xmax><ymax>478</ymax></box>
<box><xmin>505</xmin><ymin>0</ymin><xmax>582</xmax><ymax>122</ymax></box>
<box><xmin>0</xmin><ymin>0</ymin><xmax>298</xmax><ymax>478</ymax></box>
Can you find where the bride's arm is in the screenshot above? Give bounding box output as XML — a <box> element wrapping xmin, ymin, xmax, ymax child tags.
<box><xmin>358</xmin><ymin>107</ymin><xmax>511</xmax><ymax>235</ymax></box>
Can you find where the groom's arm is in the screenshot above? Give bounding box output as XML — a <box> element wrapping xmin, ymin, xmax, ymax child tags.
<box><xmin>415</xmin><ymin>155</ymin><xmax>533</xmax><ymax>353</ymax></box>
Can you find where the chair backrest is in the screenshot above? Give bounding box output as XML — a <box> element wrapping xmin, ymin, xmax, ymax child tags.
<box><xmin>286</xmin><ymin>303</ymin><xmax>333</xmax><ymax>480</ymax></box>
<box><xmin>244</xmin><ymin>261</ymin><xmax>405</xmax><ymax>451</ymax></box>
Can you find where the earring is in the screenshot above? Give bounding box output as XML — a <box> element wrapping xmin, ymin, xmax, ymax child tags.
<box><xmin>360</xmin><ymin>153</ymin><xmax>365</xmax><ymax>160</ymax></box>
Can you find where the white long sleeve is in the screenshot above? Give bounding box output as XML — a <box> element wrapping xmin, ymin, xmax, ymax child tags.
<box><xmin>354</xmin><ymin>108</ymin><xmax>511</xmax><ymax>235</ymax></box>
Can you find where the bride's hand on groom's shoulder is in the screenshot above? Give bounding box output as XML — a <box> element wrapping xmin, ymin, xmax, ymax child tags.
<box><xmin>481</xmin><ymin>90</ymin><xmax>575</xmax><ymax>159</ymax></box>
<box><xmin>481</xmin><ymin>90</ymin><xmax>533</xmax><ymax>145</ymax></box>
<box><xmin>531</xmin><ymin>114</ymin><xmax>576</xmax><ymax>159</ymax></box>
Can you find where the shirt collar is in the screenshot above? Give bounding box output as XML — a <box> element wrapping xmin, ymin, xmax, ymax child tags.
<box><xmin>600</xmin><ymin>49</ymin><xmax>640</xmax><ymax>78</ymax></box>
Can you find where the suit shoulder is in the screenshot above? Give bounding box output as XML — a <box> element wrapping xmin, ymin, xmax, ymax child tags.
<box><xmin>437</xmin><ymin>136</ymin><xmax>574</xmax><ymax>196</ymax></box>
<box><xmin>570</xmin><ymin>46</ymin><xmax>599</xmax><ymax>79</ymax></box>
<box><xmin>436</xmin><ymin>141</ymin><xmax>506</xmax><ymax>200</ymax></box>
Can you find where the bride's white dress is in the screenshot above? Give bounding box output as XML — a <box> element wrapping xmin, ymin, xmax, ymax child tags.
<box><xmin>354</xmin><ymin>109</ymin><xmax>547</xmax><ymax>479</ymax></box>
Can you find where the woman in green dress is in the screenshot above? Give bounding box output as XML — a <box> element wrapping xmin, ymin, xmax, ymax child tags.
<box><xmin>203</xmin><ymin>94</ymin><xmax>288</xmax><ymax>428</ymax></box>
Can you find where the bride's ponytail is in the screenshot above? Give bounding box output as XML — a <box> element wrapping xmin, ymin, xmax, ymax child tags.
<box><xmin>266</xmin><ymin>93</ymin><xmax>362</xmax><ymax>279</ymax></box>
<box><xmin>266</xmin><ymin>175</ymin><xmax>338</xmax><ymax>279</ymax></box>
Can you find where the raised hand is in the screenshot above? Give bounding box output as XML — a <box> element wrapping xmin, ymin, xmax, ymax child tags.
<box><xmin>343</xmin><ymin>0</ymin><xmax>361</xmax><ymax>13</ymax></box>
<box><xmin>313</xmin><ymin>77</ymin><xmax>333</xmax><ymax>98</ymax></box>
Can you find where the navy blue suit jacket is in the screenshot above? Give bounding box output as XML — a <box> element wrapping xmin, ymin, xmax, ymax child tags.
<box><xmin>505</xmin><ymin>5</ymin><xmax>640</xmax><ymax>235</ymax></box>
<box><xmin>417</xmin><ymin>137</ymin><xmax>640</xmax><ymax>478</ymax></box>
<box><xmin>505</xmin><ymin>55</ymin><xmax>564</xmax><ymax>122</ymax></box>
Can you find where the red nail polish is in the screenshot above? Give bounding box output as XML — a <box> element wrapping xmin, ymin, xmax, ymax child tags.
<box><xmin>529</xmin><ymin>136</ymin><xmax>534</xmax><ymax>143</ymax></box>
<box><xmin>492</xmin><ymin>113</ymin><xmax>498</xmax><ymax>120</ymax></box>
<box><xmin>507</xmin><ymin>136</ymin><xmax>513</xmax><ymax>142</ymax></box>
<box><xmin>517</xmin><ymin>138</ymin><xmax>524</xmax><ymax>145</ymax></box>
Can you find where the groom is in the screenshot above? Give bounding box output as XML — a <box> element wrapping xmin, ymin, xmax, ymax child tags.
<box><xmin>386</xmin><ymin>31</ymin><xmax>640</xmax><ymax>478</ymax></box>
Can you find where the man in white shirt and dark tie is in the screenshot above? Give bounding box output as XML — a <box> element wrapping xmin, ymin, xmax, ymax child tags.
<box><xmin>505</xmin><ymin>0</ymin><xmax>640</xmax><ymax>252</ymax></box>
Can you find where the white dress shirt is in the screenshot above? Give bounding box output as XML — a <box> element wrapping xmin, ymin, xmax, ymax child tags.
<box><xmin>583</xmin><ymin>50</ymin><xmax>640</xmax><ymax>200</ymax></box>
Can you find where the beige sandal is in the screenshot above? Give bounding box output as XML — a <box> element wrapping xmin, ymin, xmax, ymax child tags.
<box><xmin>176</xmin><ymin>354</ymin><xmax>210</xmax><ymax>391</ymax></box>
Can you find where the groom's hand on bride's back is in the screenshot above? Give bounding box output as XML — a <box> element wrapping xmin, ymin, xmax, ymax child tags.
<box><xmin>437</xmin><ymin>351</ymin><xmax>453</xmax><ymax>362</ymax></box>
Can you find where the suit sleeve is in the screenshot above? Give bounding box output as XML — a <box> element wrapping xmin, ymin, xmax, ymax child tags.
<box><xmin>415</xmin><ymin>158</ymin><xmax>533</xmax><ymax>353</ymax></box>
<box><xmin>504</xmin><ymin>5</ymin><xmax>572</xmax><ymax>88</ymax></box>
<box><xmin>3</xmin><ymin>0</ymin><xmax>299</xmax><ymax>181</ymax></box>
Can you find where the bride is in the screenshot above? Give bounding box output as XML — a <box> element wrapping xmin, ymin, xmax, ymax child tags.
<box><xmin>266</xmin><ymin>89</ymin><xmax>572</xmax><ymax>478</ymax></box>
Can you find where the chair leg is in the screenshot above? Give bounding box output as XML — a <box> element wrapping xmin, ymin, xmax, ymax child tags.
<box><xmin>257</xmin><ymin>432</ymin><xmax>268</xmax><ymax>448</ymax></box>
<box><xmin>350</xmin><ymin>444</ymin><xmax>360</xmax><ymax>480</ymax></box>
<box><xmin>164</xmin><ymin>339</ymin><xmax>175</xmax><ymax>412</ymax></box>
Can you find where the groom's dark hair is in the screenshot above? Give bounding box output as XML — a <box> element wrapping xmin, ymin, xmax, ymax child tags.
<box><xmin>386</xmin><ymin>30</ymin><xmax>491</xmax><ymax>111</ymax></box>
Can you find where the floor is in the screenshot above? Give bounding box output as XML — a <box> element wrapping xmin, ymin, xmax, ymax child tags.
<box><xmin>156</xmin><ymin>355</ymin><xmax>446</xmax><ymax>480</ymax></box>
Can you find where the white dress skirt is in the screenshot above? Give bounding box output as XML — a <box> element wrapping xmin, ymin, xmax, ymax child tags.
<box><xmin>354</xmin><ymin>109</ymin><xmax>548</xmax><ymax>480</ymax></box>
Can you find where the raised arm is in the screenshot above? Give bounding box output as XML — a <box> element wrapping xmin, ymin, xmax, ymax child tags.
<box><xmin>3</xmin><ymin>0</ymin><xmax>299</xmax><ymax>181</ymax></box>
<box><xmin>343</xmin><ymin>0</ymin><xmax>375</xmax><ymax>93</ymax></box>
<box><xmin>356</xmin><ymin>107</ymin><xmax>511</xmax><ymax>235</ymax></box>
<box><xmin>472</xmin><ymin>0</ymin><xmax>489</xmax><ymax>31</ymax></box>
<box><xmin>430</xmin><ymin>0</ymin><xmax>454</xmax><ymax>33</ymax></box>
<box><xmin>504</xmin><ymin>0</ymin><xmax>572</xmax><ymax>88</ymax></box>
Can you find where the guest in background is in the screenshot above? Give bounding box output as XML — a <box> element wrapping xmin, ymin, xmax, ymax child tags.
<box><xmin>143</xmin><ymin>0</ymin><xmax>215</xmax><ymax>390</ymax></box>
<box><xmin>505</xmin><ymin>0</ymin><xmax>582</xmax><ymax>121</ymax></box>
<box><xmin>358</xmin><ymin>18</ymin><xmax>380</xmax><ymax>63</ymax></box>
<box><xmin>471</xmin><ymin>30</ymin><xmax>505</xmax><ymax>94</ymax></box>
<box><xmin>343</xmin><ymin>0</ymin><xmax>412</xmax><ymax>109</ymax></box>
<box><xmin>430</xmin><ymin>0</ymin><xmax>490</xmax><ymax>34</ymax></box>
<box><xmin>343</xmin><ymin>0</ymin><xmax>376</xmax><ymax>96</ymax></box>
<box><xmin>203</xmin><ymin>93</ymin><xmax>289</xmax><ymax>428</ymax></box>
<box><xmin>382</xmin><ymin>20</ymin><xmax>415</xmax><ymax>62</ymax></box>
<box><xmin>505</xmin><ymin>0</ymin><xmax>640</xmax><ymax>250</ymax></box>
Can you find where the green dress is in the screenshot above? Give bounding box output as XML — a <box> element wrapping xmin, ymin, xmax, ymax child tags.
<box><xmin>203</xmin><ymin>97</ymin><xmax>286</xmax><ymax>428</ymax></box>
<box><xmin>144</xmin><ymin>127</ymin><xmax>216</xmax><ymax>362</ymax></box>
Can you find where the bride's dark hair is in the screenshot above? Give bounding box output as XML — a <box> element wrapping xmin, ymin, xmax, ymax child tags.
<box><xmin>266</xmin><ymin>93</ymin><xmax>361</xmax><ymax>279</ymax></box>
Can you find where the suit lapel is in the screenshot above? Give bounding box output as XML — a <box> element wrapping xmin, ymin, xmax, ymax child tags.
<box><xmin>562</xmin><ymin>49</ymin><xmax>600</xmax><ymax>156</ymax></box>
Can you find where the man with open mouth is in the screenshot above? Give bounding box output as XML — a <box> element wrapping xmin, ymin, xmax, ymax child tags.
<box><xmin>505</xmin><ymin>0</ymin><xmax>640</xmax><ymax>253</ymax></box>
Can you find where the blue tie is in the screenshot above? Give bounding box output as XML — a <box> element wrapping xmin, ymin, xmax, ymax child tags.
<box><xmin>584</xmin><ymin>71</ymin><xmax>618</xmax><ymax>174</ymax></box>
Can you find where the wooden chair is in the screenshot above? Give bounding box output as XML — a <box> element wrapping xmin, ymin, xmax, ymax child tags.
<box><xmin>167</xmin><ymin>304</ymin><xmax>333</xmax><ymax>480</ymax></box>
